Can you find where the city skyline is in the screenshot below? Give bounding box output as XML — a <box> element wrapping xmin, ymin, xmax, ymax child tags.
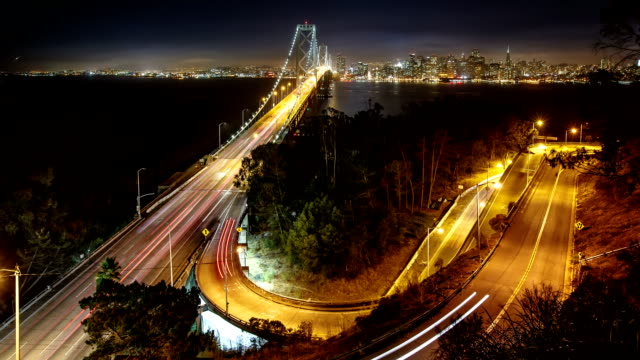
<box><xmin>1</xmin><ymin>0</ymin><xmax>613</xmax><ymax>71</ymax></box>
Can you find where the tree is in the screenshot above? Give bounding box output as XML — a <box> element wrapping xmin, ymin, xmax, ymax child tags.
<box><xmin>545</xmin><ymin>136</ymin><xmax>640</xmax><ymax>198</ymax></box>
<box><xmin>234</xmin><ymin>143</ymin><xmax>292</xmax><ymax>245</ymax></box>
<box><xmin>595</xmin><ymin>0</ymin><xmax>640</xmax><ymax>67</ymax></box>
<box><xmin>0</xmin><ymin>167</ymin><xmax>76</xmax><ymax>295</ymax></box>
<box><xmin>284</xmin><ymin>196</ymin><xmax>346</xmax><ymax>276</ymax></box>
<box><xmin>95</xmin><ymin>257</ymin><xmax>121</xmax><ymax>291</ymax></box>
<box><xmin>434</xmin><ymin>279</ymin><xmax>640</xmax><ymax>360</ymax></box>
<box><xmin>504</xmin><ymin>118</ymin><xmax>532</xmax><ymax>153</ymax></box>
<box><xmin>587</xmin><ymin>69</ymin><xmax>621</xmax><ymax>85</ymax></box>
<box><xmin>428</xmin><ymin>130</ymin><xmax>448</xmax><ymax>210</ymax></box>
<box><xmin>79</xmin><ymin>279</ymin><xmax>215</xmax><ymax>359</ymax></box>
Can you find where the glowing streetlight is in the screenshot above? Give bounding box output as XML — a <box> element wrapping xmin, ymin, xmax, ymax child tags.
<box><xmin>427</xmin><ymin>227</ymin><xmax>444</xmax><ymax>276</ymax></box>
<box><xmin>532</xmin><ymin>119</ymin><xmax>544</xmax><ymax>145</ymax></box>
<box><xmin>565</xmin><ymin>128</ymin><xmax>577</xmax><ymax>145</ymax></box>
<box><xmin>1</xmin><ymin>266</ymin><xmax>20</xmax><ymax>360</ymax></box>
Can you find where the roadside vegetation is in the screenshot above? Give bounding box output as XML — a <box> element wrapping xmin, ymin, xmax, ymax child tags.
<box><xmin>79</xmin><ymin>257</ymin><xmax>218</xmax><ymax>359</ymax></box>
<box><xmin>231</xmin><ymin>122</ymin><xmax>640</xmax><ymax>360</ymax></box>
<box><xmin>235</xmin><ymin>98</ymin><xmax>531</xmax><ymax>285</ymax></box>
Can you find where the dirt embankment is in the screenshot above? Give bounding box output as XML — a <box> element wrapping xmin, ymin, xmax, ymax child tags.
<box><xmin>574</xmin><ymin>174</ymin><xmax>640</xmax><ymax>281</ymax></box>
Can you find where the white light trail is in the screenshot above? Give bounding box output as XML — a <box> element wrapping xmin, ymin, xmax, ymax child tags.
<box><xmin>371</xmin><ymin>292</ymin><xmax>478</xmax><ymax>359</ymax></box>
<box><xmin>395</xmin><ymin>294</ymin><xmax>489</xmax><ymax>360</ymax></box>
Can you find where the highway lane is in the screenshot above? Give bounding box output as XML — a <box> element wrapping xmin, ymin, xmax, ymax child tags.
<box><xmin>523</xmin><ymin>165</ymin><xmax>576</xmax><ymax>296</ymax></box>
<box><xmin>367</xmin><ymin>160</ymin><xmax>578</xmax><ymax>359</ymax></box>
<box><xmin>0</xmin><ymin>70</ymin><xmax>329</xmax><ymax>359</ymax></box>
<box><xmin>0</xmin><ymin>150</ymin><xmax>258</xmax><ymax>359</ymax></box>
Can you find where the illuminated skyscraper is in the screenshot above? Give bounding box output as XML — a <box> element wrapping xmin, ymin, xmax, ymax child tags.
<box><xmin>503</xmin><ymin>45</ymin><xmax>514</xmax><ymax>80</ymax></box>
<box><xmin>468</xmin><ymin>48</ymin><xmax>486</xmax><ymax>78</ymax></box>
<box><xmin>356</xmin><ymin>62</ymin><xmax>369</xmax><ymax>78</ymax></box>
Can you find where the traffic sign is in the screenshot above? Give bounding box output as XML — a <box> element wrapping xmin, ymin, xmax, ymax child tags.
<box><xmin>202</xmin><ymin>228</ymin><xmax>210</xmax><ymax>237</ymax></box>
<box><xmin>575</xmin><ymin>222</ymin><xmax>584</xmax><ymax>230</ymax></box>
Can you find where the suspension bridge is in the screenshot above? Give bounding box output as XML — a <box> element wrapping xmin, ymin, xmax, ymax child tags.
<box><xmin>0</xmin><ymin>22</ymin><xmax>337</xmax><ymax>360</ymax></box>
<box><xmin>220</xmin><ymin>21</ymin><xmax>333</xmax><ymax>148</ymax></box>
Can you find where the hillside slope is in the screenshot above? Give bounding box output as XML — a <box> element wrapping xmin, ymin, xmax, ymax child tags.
<box><xmin>574</xmin><ymin>173</ymin><xmax>640</xmax><ymax>286</ymax></box>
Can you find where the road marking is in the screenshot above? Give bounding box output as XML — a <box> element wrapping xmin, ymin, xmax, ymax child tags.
<box><xmin>65</xmin><ymin>332</ymin><xmax>87</xmax><ymax>357</ymax></box>
<box><xmin>4</xmin><ymin>342</ymin><xmax>27</xmax><ymax>360</ymax></box>
<box><xmin>487</xmin><ymin>168</ymin><xmax>563</xmax><ymax>333</ymax></box>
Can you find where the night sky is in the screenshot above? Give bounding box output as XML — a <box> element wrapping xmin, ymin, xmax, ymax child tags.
<box><xmin>0</xmin><ymin>0</ymin><xmax>611</xmax><ymax>72</ymax></box>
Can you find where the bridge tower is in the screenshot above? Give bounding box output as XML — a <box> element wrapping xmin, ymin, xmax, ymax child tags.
<box><xmin>293</xmin><ymin>23</ymin><xmax>318</xmax><ymax>80</ymax></box>
<box><xmin>318</xmin><ymin>44</ymin><xmax>329</xmax><ymax>68</ymax></box>
<box><xmin>248</xmin><ymin>22</ymin><xmax>329</xmax><ymax>130</ymax></box>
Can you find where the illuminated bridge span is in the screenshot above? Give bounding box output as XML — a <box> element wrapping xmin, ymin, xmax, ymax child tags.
<box><xmin>0</xmin><ymin>23</ymin><xmax>336</xmax><ymax>360</ymax></box>
<box><xmin>218</xmin><ymin>22</ymin><xmax>332</xmax><ymax>148</ymax></box>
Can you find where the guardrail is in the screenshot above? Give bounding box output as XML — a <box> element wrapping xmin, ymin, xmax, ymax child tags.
<box><xmin>236</xmin><ymin>260</ymin><xmax>379</xmax><ymax>311</ymax></box>
<box><xmin>193</xmin><ymin>265</ymin><xmax>323</xmax><ymax>343</ymax></box>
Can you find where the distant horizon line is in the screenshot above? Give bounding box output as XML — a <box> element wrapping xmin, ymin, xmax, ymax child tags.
<box><xmin>2</xmin><ymin>50</ymin><xmax>625</xmax><ymax>73</ymax></box>
<box><xmin>3</xmin><ymin>60</ymin><xmax>621</xmax><ymax>74</ymax></box>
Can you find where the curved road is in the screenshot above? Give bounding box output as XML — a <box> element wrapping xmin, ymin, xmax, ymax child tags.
<box><xmin>368</xmin><ymin>158</ymin><xmax>578</xmax><ymax>359</ymax></box>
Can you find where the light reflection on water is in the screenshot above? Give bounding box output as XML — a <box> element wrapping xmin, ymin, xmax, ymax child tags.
<box><xmin>327</xmin><ymin>80</ymin><xmax>447</xmax><ymax>116</ymax></box>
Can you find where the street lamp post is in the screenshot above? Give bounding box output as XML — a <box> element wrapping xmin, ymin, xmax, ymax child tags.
<box><xmin>533</xmin><ymin>120</ymin><xmax>543</xmax><ymax>141</ymax></box>
<box><xmin>527</xmin><ymin>120</ymin><xmax>543</xmax><ymax>184</ymax></box>
<box><xmin>241</xmin><ymin>108</ymin><xmax>250</xmax><ymax>126</ymax></box>
<box><xmin>1</xmin><ymin>266</ymin><xmax>20</xmax><ymax>360</ymax></box>
<box><xmin>579</xmin><ymin>123</ymin><xmax>583</xmax><ymax>144</ymax></box>
<box><xmin>137</xmin><ymin>168</ymin><xmax>145</xmax><ymax>218</ymax></box>
<box><xmin>136</xmin><ymin>168</ymin><xmax>154</xmax><ymax>219</ymax></box>
<box><xmin>426</xmin><ymin>227</ymin><xmax>443</xmax><ymax>277</ymax></box>
<box><xmin>486</xmin><ymin>161</ymin><xmax>491</xmax><ymax>190</ymax></box>
<box><xmin>218</xmin><ymin>122</ymin><xmax>227</xmax><ymax>148</ymax></box>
